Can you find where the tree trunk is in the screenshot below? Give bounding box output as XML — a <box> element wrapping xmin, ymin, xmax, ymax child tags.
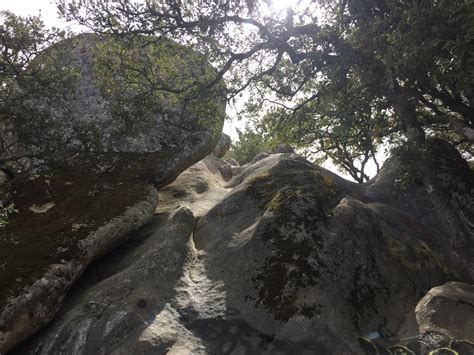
<box><xmin>391</xmin><ymin>87</ymin><xmax>425</xmax><ymax>144</ymax></box>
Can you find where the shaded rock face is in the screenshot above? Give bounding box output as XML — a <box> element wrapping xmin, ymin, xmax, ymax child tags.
<box><xmin>360</xmin><ymin>282</ymin><xmax>474</xmax><ymax>354</ymax></box>
<box><xmin>420</xmin><ymin>140</ymin><xmax>474</xmax><ymax>278</ymax></box>
<box><xmin>271</xmin><ymin>143</ymin><xmax>295</xmax><ymax>154</ymax></box>
<box><xmin>1</xmin><ymin>33</ymin><xmax>225</xmax><ymax>184</ymax></box>
<box><xmin>226</xmin><ymin>158</ymin><xmax>240</xmax><ymax>167</ymax></box>
<box><xmin>0</xmin><ymin>171</ymin><xmax>157</xmax><ymax>354</ymax></box>
<box><xmin>13</xmin><ymin>149</ymin><xmax>473</xmax><ymax>354</ymax></box>
<box><xmin>0</xmin><ymin>33</ymin><xmax>227</xmax><ymax>353</ymax></box>
<box><xmin>213</xmin><ymin>133</ymin><xmax>232</xmax><ymax>158</ymax></box>
<box><xmin>0</xmin><ymin>170</ymin><xmax>8</xmax><ymax>187</ymax></box>
<box><xmin>366</xmin><ymin>139</ymin><xmax>474</xmax><ymax>279</ymax></box>
<box><xmin>416</xmin><ymin>282</ymin><xmax>474</xmax><ymax>342</ymax></box>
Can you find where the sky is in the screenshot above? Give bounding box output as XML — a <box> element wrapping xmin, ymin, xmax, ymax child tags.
<box><xmin>1</xmin><ymin>0</ymin><xmax>385</xmax><ymax>181</ymax></box>
<box><xmin>1</xmin><ymin>0</ymin><xmax>68</xmax><ymax>28</ymax></box>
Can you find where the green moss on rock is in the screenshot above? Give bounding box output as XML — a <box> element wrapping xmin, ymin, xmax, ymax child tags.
<box><xmin>0</xmin><ymin>169</ymin><xmax>150</xmax><ymax>310</ymax></box>
<box><xmin>246</xmin><ymin>159</ymin><xmax>343</xmax><ymax>322</ymax></box>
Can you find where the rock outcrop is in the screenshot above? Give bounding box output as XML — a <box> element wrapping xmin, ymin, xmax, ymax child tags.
<box><xmin>226</xmin><ymin>158</ymin><xmax>240</xmax><ymax>167</ymax></box>
<box><xmin>12</xmin><ymin>145</ymin><xmax>473</xmax><ymax>354</ymax></box>
<box><xmin>0</xmin><ymin>33</ymin><xmax>227</xmax><ymax>353</ymax></box>
<box><xmin>360</xmin><ymin>282</ymin><xmax>474</xmax><ymax>354</ymax></box>
<box><xmin>416</xmin><ymin>282</ymin><xmax>474</xmax><ymax>343</ymax></box>
<box><xmin>213</xmin><ymin>133</ymin><xmax>232</xmax><ymax>158</ymax></box>
<box><xmin>366</xmin><ymin>139</ymin><xmax>474</xmax><ymax>280</ymax></box>
<box><xmin>271</xmin><ymin>143</ymin><xmax>295</xmax><ymax>154</ymax></box>
<box><xmin>1</xmin><ymin>33</ymin><xmax>225</xmax><ymax>186</ymax></box>
<box><xmin>0</xmin><ymin>172</ymin><xmax>157</xmax><ymax>353</ymax></box>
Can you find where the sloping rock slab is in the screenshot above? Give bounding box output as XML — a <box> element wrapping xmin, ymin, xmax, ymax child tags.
<box><xmin>0</xmin><ymin>170</ymin><xmax>157</xmax><ymax>353</ymax></box>
<box><xmin>12</xmin><ymin>207</ymin><xmax>197</xmax><ymax>355</ymax></box>
<box><xmin>192</xmin><ymin>155</ymin><xmax>454</xmax><ymax>353</ymax></box>
<box><xmin>10</xmin><ymin>157</ymin><xmax>232</xmax><ymax>354</ymax></box>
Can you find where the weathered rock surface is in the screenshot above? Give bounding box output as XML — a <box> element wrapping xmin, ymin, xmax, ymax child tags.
<box><xmin>366</xmin><ymin>139</ymin><xmax>474</xmax><ymax>279</ymax></box>
<box><xmin>1</xmin><ymin>33</ymin><xmax>225</xmax><ymax>185</ymax></box>
<box><xmin>360</xmin><ymin>282</ymin><xmax>474</xmax><ymax>354</ymax></box>
<box><xmin>419</xmin><ymin>140</ymin><xmax>474</xmax><ymax>278</ymax></box>
<box><xmin>226</xmin><ymin>158</ymin><xmax>240</xmax><ymax>167</ymax></box>
<box><xmin>0</xmin><ymin>170</ymin><xmax>157</xmax><ymax>354</ymax></box>
<box><xmin>213</xmin><ymin>133</ymin><xmax>232</xmax><ymax>158</ymax></box>
<box><xmin>416</xmin><ymin>282</ymin><xmax>474</xmax><ymax>342</ymax></box>
<box><xmin>13</xmin><ymin>157</ymin><xmax>227</xmax><ymax>355</ymax></box>
<box><xmin>13</xmin><ymin>147</ymin><xmax>473</xmax><ymax>354</ymax></box>
<box><xmin>0</xmin><ymin>30</ymin><xmax>229</xmax><ymax>353</ymax></box>
<box><xmin>192</xmin><ymin>155</ymin><xmax>453</xmax><ymax>353</ymax></box>
<box><xmin>271</xmin><ymin>143</ymin><xmax>295</xmax><ymax>154</ymax></box>
<box><xmin>0</xmin><ymin>170</ymin><xmax>8</xmax><ymax>187</ymax></box>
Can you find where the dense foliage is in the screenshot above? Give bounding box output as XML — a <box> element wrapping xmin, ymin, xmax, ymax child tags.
<box><xmin>57</xmin><ymin>0</ymin><xmax>474</xmax><ymax>182</ymax></box>
<box><xmin>92</xmin><ymin>35</ymin><xmax>226</xmax><ymax>137</ymax></box>
<box><xmin>224</xmin><ymin>126</ymin><xmax>273</xmax><ymax>164</ymax></box>
<box><xmin>0</xmin><ymin>12</ymin><xmax>226</xmax><ymax>168</ymax></box>
<box><xmin>2</xmin><ymin>1</ymin><xmax>473</xmax><ymax>181</ymax></box>
<box><xmin>0</xmin><ymin>11</ymin><xmax>78</xmax><ymax>162</ymax></box>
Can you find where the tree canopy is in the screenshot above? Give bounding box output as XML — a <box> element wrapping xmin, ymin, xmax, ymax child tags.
<box><xmin>0</xmin><ymin>11</ymin><xmax>78</xmax><ymax>165</ymax></box>
<box><xmin>3</xmin><ymin>0</ymin><xmax>474</xmax><ymax>181</ymax></box>
<box><xmin>224</xmin><ymin>125</ymin><xmax>273</xmax><ymax>165</ymax></box>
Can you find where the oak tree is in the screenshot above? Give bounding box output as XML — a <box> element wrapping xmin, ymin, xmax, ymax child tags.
<box><xmin>56</xmin><ymin>0</ymin><xmax>474</xmax><ymax>180</ymax></box>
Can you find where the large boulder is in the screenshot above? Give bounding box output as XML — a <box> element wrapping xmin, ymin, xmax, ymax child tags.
<box><xmin>416</xmin><ymin>282</ymin><xmax>474</xmax><ymax>342</ymax></box>
<box><xmin>13</xmin><ymin>153</ymin><xmax>471</xmax><ymax>354</ymax></box>
<box><xmin>12</xmin><ymin>207</ymin><xmax>197</xmax><ymax>355</ymax></box>
<box><xmin>360</xmin><ymin>282</ymin><xmax>474</xmax><ymax>354</ymax></box>
<box><xmin>1</xmin><ymin>33</ymin><xmax>226</xmax><ymax>186</ymax></box>
<box><xmin>0</xmin><ymin>32</ymin><xmax>226</xmax><ymax>353</ymax></box>
<box><xmin>192</xmin><ymin>155</ymin><xmax>453</xmax><ymax>353</ymax></box>
<box><xmin>0</xmin><ymin>171</ymin><xmax>157</xmax><ymax>353</ymax></box>
<box><xmin>213</xmin><ymin>133</ymin><xmax>232</xmax><ymax>158</ymax></box>
<box><xmin>366</xmin><ymin>139</ymin><xmax>474</xmax><ymax>279</ymax></box>
<box><xmin>418</xmin><ymin>140</ymin><xmax>474</xmax><ymax>278</ymax></box>
<box><xmin>12</xmin><ymin>157</ymin><xmax>229</xmax><ymax>354</ymax></box>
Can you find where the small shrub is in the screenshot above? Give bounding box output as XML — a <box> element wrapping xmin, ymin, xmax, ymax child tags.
<box><xmin>0</xmin><ymin>203</ymin><xmax>18</xmax><ymax>228</ymax></box>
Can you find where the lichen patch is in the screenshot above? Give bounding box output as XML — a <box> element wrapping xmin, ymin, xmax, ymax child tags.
<box><xmin>246</xmin><ymin>158</ymin><xmax>344</xmax><ymax>322</ymax></box>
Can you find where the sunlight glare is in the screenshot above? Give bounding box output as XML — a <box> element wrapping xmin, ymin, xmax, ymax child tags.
<box><xmin>271</xmin><ymin>0</ymin><xmax>300</xmax><ymax>11</ymax></box>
